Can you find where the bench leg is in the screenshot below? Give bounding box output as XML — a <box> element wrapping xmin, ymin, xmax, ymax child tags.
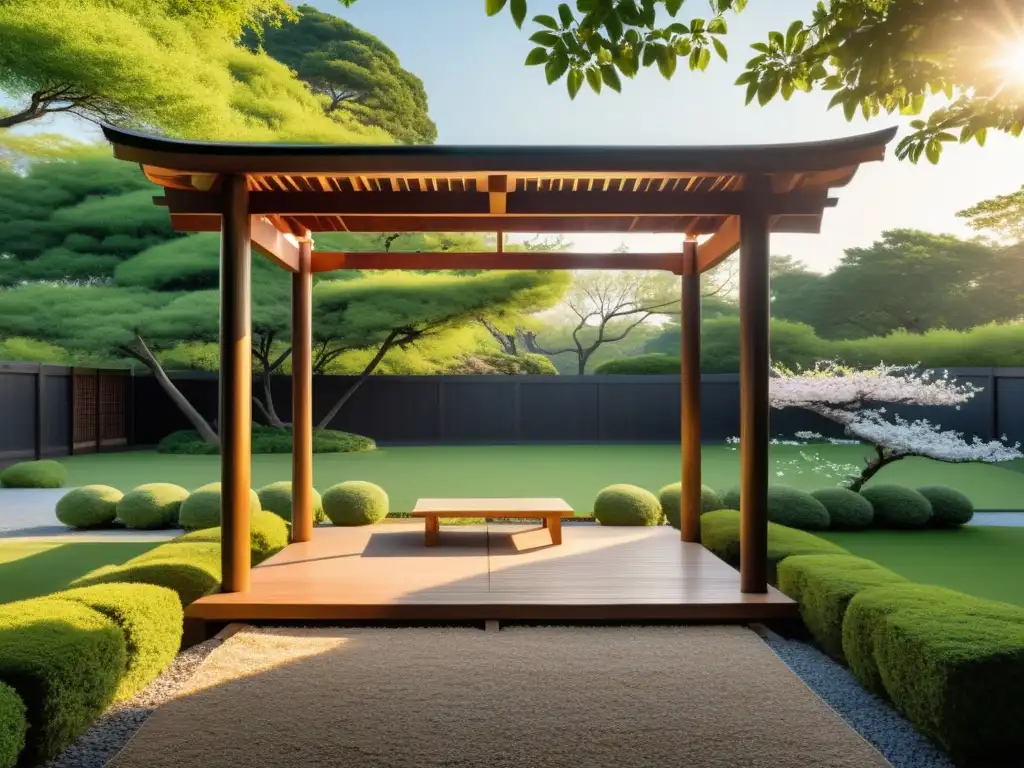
<box><xmin>547</xmin><ymin>515</ymin><xmax>562</xmax><ymax>546</ymax></box>
<box><xmin>425</xmin><ymin>514</ymin><xmax>439</xmax><ymax>546</ymax></box>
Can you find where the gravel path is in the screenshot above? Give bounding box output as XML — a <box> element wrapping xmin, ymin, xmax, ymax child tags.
<box><xmin>43</xmin><ymin>638</ymin><xmax>222</xmax><ymax>768</ymax></box>
<box><xmin>757</xmin><ymin>627</ymin><xmax>954</xmax><ymax>768</ymax></box>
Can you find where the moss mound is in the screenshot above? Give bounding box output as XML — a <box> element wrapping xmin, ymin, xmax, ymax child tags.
<box><xmin>658</xmin><ymin>483</ymin><xmax>724</xmax><ymax>529</ymax></box>
<box><xmin>811</xmin><ymin>487</ymin><xmax>874</xmax><ymax>530</ymax></box>
<box><xmin>116</xmin><ymin>483</ymin><xmax>189</xmax><ymax>529</ymax></box>
<box><xmin>178</xmin><ymin>482</ymin><xmax>261</xmax><ymax>530</ymax></box>
<box><xmin>257</xmin><ymin>481</ymin><xmax>325</xmax><ymax>525</ymax></box>
<box><xmin>53</xmin><ymin>583</ymin><xmax>183</xmax><ymax>701</ymax></box>
<box><xmin>0</xmin><ymin>598</ymin><xmax>126</xmax><ymax>764</ymax></box>
<box><xmin>766</xmin><ymin>487</ymin><xmax>830</xmax><ymax>530</ymax></box>
<box><xmin>181</xmin><ymin>510</ymin><xmax>289</xmax><ymax>565</ymax></box>
<box><xmin>322</xmin><ymin>481</ymin><xmax>389</xmax><ymax>526</ymax></box>
<box><xmin>593</xmin><ymin>484</ymin><xmax>662</xmax><ymax>526</ymax></box>
<box><xmin>157</xmin><ymin>425</ymin><xmax>376</xmax><ymax>455</ymax></box>
<box><xmin>55</xmin><ymin>485</ymin><xmax>123</xmax><ymax>529</ymax></box>
<box><xmin>917</xmin><ymin>485</ymin><xmax>974</xmax><ymax>527</ymax></box>
<box><xmin>0</xmin><ymin>681</ymin><xmax>27</xmax><ymax>768</ymax></box>
<box><xmin>701</xmin><ymin>509</ymin><xmax>849</xmax><ymax>585</ymax></box>
<box><xmin>860</xmin><ymin>484</ymin><xmax>933</xmax><ymax>528</ymax></box>
<box><xmin>0</xmin><ymin>459</ymin><xmax>68</xmax><ymax>489</ymax></box>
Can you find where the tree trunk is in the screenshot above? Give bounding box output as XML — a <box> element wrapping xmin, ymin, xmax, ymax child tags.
<box><xmin>316</xmin><ymin>330</ymin><xmax>402</xmax><ymax>429</ymax></box>
<box><xmin>128</xmin><ymin>334</ymin><xmax>219</xmax><ymax>445</ymax></box>
<box><xmin>257</xmin><ymin>357</ymin><xmax>286</xmax><ymax>428</ymax></box>
<box><xmin>847</xmin><ymin>446</ymin><xmax>905</xmax><ymax>492</ymax></box>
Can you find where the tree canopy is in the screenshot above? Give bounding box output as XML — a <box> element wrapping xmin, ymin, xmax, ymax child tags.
<box><xmin>958</xmin><ymin>184</ymin><xmax>1024</xmax><ymax>242</ymax></box>
<box><xmin>251</xmin><ymin>4</ymin><xmax>436</xmax><ymax>144</ymax></box>
<box><xmin>409</xmin><ymin>0</ymin><xmax>1024</xmax><ymax>163</ymax></box>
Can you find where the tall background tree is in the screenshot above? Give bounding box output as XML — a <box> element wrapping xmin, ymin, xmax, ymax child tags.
<box><xmin>250</xmin><ymin>4</ymin><xmax>436</xmax><ymax>144</ymax></box>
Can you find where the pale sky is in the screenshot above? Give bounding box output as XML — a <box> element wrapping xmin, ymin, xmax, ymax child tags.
<box><xmin>13</xmin><ymin>0</ymin><xmax>1024</xmax><ymax>272</ymax></box>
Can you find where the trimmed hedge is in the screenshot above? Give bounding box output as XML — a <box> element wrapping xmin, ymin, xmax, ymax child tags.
<box><xmin>722</xmin><ymin>486</ymin><xmax>740</xmax><ymax>511</ymax></box>
<box><xmin>658</xmin><ymin>483</ymin><xmax>723</xmax><ymax>529</ymax></box>
<box><xmin>777</xmin><ymin>554</ymin><xmax>908</xmax><ymax>661</ymax></box>
<box><xmin>593</xmin><ymin>484</ymin><xmax>662</xmax><ymax>526</ymax></box>
<box><xmin>766</xmin><ymin>487</ymin><xmax>830</xmax><ymax>530</ymax></box>
<box><xmin>257</xmin><ymin>481</ymin><xmax>325</xmax><ymax>525</ymax></box>
<box><xmin>0</xmin><ymin>459</ymin><xmax>68</xmax><ymax>489</ymax></box>
<box><xmin>55</xmin><ymin>485</ymin><xmax>123</xmax><ymax>529</ymax></box>
<box><xmin>322</xmin><ymin>481</ymin><xmax>389</xmax><ymax>526</ymax></box>
<box><xmin>178</xmin><ymin>482</ymin><xmax>261</xmax><ymax>530</ymax></box>
<box><xmin>811</xmin><ymin>488</ymin><xmax>874</xmax><ymax>530</ymax></box>
<box><xmin>593</xmin><ymin>353</ymin><xmax>680</xmax><ymax>375</ymax></box>
<box><xmin>54</xmin><ymin>584</ymin><xmax>183</xmax><ymax>701</ymax></box>
<box><xmin>843</xmin><ymin>584</ymin><xmax>1024</xmax><ymax>763</ymax></box>
<box><xmin>116</xmin><ymin>483</ymin><xmax>189</xmax><ymax>530</ymax></box>
<box><xmin>860</xmin><ymin>485</ymin><xmax>933</xmax><ymax>528</ymax></box>
<box><xmin>181</xmin><ymin>510</ymin><xmax>289</xmax><ymax>565</ymax></box>
<box><xmin>917</xmin><ymin>485</ymin><xmax>974</xmax><ymax>527</ymax></box>
<box><xmin>0</xmin><ymin>681</ymin><xmax>26</xmax><ymax>768</ymax></box>
<box><xmin>71</xmin><ymin>543</ymin><xmax>222</xmax><ymax>608</ymax></box>
<box><xmin>158</xmin><ymin>425</ymin><xmax>376</xmax><ymax>455</ymax></box>
<box><xmin>701</xmin><ymin>509</ymin><xmax>849</xmax><ymax>585</ymax></box>
<box><xmin>0</xmin><ymin>599</ymin><xmax>125</xmax><ymax>764</ymax></box>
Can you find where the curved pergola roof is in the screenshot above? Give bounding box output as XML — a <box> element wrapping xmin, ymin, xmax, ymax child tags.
<box><xmin>102</xmin><ymin>124</ymin><xmax>897</xmax><ymax>274</ymax></box>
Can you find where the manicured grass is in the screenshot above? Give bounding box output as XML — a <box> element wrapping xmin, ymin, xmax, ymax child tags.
<box><xmin>0</xmin><ymin>542</ymin><xmax>159</xmax><ymax>604</ymax></box>
<box><xmin>818</xmin><ymin>527</ymin><xmax>1024</xmax><ymax>607</ymax></box>
<box><xmin>55</xmin><ymin>444</ymin><xmax>1024</xmax><ymax>514</ymax></box>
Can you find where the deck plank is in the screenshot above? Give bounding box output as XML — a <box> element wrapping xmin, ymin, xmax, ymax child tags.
<box><xmin>186</xmin><ymin>522</ymin><xmax>796</xmax><ymax>622</ymax></box>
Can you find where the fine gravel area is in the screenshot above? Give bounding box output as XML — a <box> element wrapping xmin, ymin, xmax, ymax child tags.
<box><xmin>43</xmin><ymin>638</ymin><xmax>222</xmax><ymax>768</ymax></box>
<box><xmin>757</xmin><ymin>627</ymin><xmax>954</xmax><ymax>768</ymax></box>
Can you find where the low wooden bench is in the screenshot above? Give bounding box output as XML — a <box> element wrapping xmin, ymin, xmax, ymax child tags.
<box><xmin>411</xmin><ymin>498</ymin><xmax>574</xmax><ymax>547</ymax></box>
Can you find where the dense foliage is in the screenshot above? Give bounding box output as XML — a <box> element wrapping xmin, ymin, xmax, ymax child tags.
<box><xmin>0</xmin><ymin>460</ymin><xmax>67</xmax><ymax>489</ymax></box>
<box><xmin>257</xmin><ymin>481</ymin><xmax>326</xmax><ymax>525</ymax></box>
<box><xmin>917</xmin><ymin>485</ymin><xmax>974</xmax><ymax>527</ymax></box>
<box><xmin>55</xmin><ymin>485</ymin><xmax>123</xmax><ymax>529</ymax></box>
<box><xmin>0</xmin><ymin>681</ymin><xmax>26</xmax><ymax>768</ymax></box>
<box><xmin>322</xmin><ymin>481</ymin><xmax>389</xmax><ymax>525</ymax></box>
<box><xmin>116</xmin><ymin>484</ymin><xmax>190</xmax><ymax>529</ymax></box>
<box><xmin>810</xmin><ymin>488</ymin><xmax>874</xmax><ymax>530</ymax></box>
<box><xmin>657</xmin><ymin>482</ymin><xmax>723</xmax><ymax>529</ymax></box>
<box><xmin>593</xmin><ymin>484</ymin><xmax>662</xmax><ymax>526</ymax></box>
<box><xmin>158</xmin><ymin>426</ymin><xmax>376</xmax><ymax>455</ymax></box>
<box><xmin>859</xmin><ymin>485</ymin><xmax>933</xmax><ymax>528</ymax></box>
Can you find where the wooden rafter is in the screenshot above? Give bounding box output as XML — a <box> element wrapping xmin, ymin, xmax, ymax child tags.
<box><xmin>310</xmin><ymin>250</ymin><xmax>689</xmax><ymax>274</ymax></box>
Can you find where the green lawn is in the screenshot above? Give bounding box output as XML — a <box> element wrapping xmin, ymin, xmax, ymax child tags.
<box><xmin>0</xmin><ymin>541</ymin><xmax>160</xmax><ymax>604</ymax></box>
<box><xmin>819</xmin><ymin>527</ymin><xmax>1024</xmax><ymax>607</ymax></box>
<box><xmin>55</xmin><ymin>443</ymin><xmax>1024</xmax><ymax>513</ymax></box>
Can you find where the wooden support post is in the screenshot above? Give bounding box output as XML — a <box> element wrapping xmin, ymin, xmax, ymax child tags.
<box><xmin>680</xmin><ymin>239</ymin><xmax>702</xmax><ymax>543</ymax></box>
<box><xmin>291</xmin><ymin>237</ymin><xmax>314</xmax><ymax>543</ymax></box>
<box><xmin>739</xmin><ymin>177</ymin><xmax>771</xmax><ymax>594</ymax></box>
<box><xmin>220</xmin><ymin>174</ymin><xmax>252</xmax><ymax>594</ymax></box>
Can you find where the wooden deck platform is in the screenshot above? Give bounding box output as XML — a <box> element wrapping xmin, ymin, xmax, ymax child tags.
<box><xmin>184</xmin><ymin>522</ymin><xmax>797</xmax><ymax>628</ymax></box>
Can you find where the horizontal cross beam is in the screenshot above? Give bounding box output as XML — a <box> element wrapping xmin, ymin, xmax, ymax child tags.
<box><xmin>311</xmin><ymin>251</ymin><xmax>691</xmax><ymax>274</ymax></box>
<box><xmin>250</xmin><ymin>216</ymin><xmax>300</xmax><ymax>272</ymax></box>
<box><xmin>158</xmin><ymin>189</ymin><xmax>837</xmax><ymax>218</ymax></box>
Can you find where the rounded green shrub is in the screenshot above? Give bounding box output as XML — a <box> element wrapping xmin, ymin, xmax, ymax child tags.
<box><xmin>658</xmin><ymin>482</ymin><xmax>725</xmax><ymax>529</ymax></box>
<box><xmin>0</xmin><ymin>681</ymin><xmax>27</xmax><ymax>768</ymax></box>
<box><xmin>860</xmin><ymin>485</ymin><xmax>933</xmax><ymax>529</ymax></box>
<box><xmin>55</xmin><ymin>485</ymin><xmax>123</xmax><ymax>529</ymax></box>
<box><xmin>322</xmin><ymin>481</ymin><xmax>388</xmax><ymax>526</ymax></box>
<box><xmin>257</xmin><ymin>481</ymin><xmax>325</xmax><ymax>525</ymax></box>
<box><xmin>811</xmin><ymin>487</ymin><xmax>874</xmax><ymax>530</ymax></box>
<box><xmin>157</xmin><ymin>425</ymin><xmax>376</xmax><ymax>455</ymax></box>
<box><xmin>178</xmin><ymin>482</ymin><xmax>261</xmax><ymax>530</ymax></box>
<box><xmin>54</xmin><ymin>583</ymin><xmax>183</xmax><ymax>701</ymax></box>
<box><xmin>722</xmin><ymin>486</ymin><xmax>740</xmax><ymax>510</ymax></box>
<box><xmin>72</xmin><ymin>544</ymin><xmax>222</xmax><ymax>607</ymax></box>
<box><xmin>0</xmin><ymin>459</ymin><xmax>68</xmax><ymax>489</ymax></box>
<box><xmin>918</xmin><ymin>485</ymin><xmax>974</xmax><ymax>527</ymax></box>
<box><xmin>766</xmin><ymin>487</ymin><xmax>830</xmax><ymax>530</ymax></box>
<box><xmin>182</xmin><ymin>510</ymin><xmax>290</xmax><ymax>566</ymax></box>
<box><xmin>116</xmin><ymin>483</ymin><xmax>189</xmax><ymax>529</ymax></box>
<box><xmin>593</xmin><ymin>484</ymin><xmax>662</xmax><ymax>526</ymax></box>
<box><xmin>0</xmin><ymin>598</ymin><xmax>126</xmax><ymax>764</ymax></box>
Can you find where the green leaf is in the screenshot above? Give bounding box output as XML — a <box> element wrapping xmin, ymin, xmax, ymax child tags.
<box><xmin>524</xmin><ymin>47</ymin><xmax>549</xmax><ymax>65</ymax></box>
<box><xmin>976</xmin><ymin>126</ymin><xmax>988</xmax><ymax>146</ymax></box>
<box><xmin>545</xmin><ymin>52</ymin><xmax>570</xmax><ymax>83</ymax></box>
<box><xmin>586</xmin><ymin>66</ymin><xmax>602</xmax><ymax>93</ymax></box>
<box><xmin>827</xmin><ymin>90</ymin><xmax>846</xmax><ymax>110</ymax></box>
<box><xmin>510</xmin><ymin>0</ymin><xmax>528</xmax><ymax>28</ymax></box>
<box><xmin>485</xmin><ymin>0</ymin><xmax>508</xmax><ymax>17</ymax></box>
<box><xmin>665</xmin><ymin>0</ymin><xmax>684</xmax><ymax>14</ymax></box>
<box><xmin>533</xmin><ymin>14</ymin><xmax>559</xmax><ymax>29</ymax></box>
<box><xmin>674</xmin><ymin>38</ymin><xmax>693</xmax><ymax>56</ymax></box>
<box><xmin>757</xmin><ymin>75</ymin><xmax>779</xmax><ymax>105</ymax></box>
<box><xmin>604</xmin><ymin>11</ymin><xmax>624</xmax><ymax>41</ymax></box>
<box><xmin>529</xmin><ymin>30</ymin><xmax>561</xmax><ymax>46</ymax></box>
<box><xmin>780</xmin><ymin>78</ymin><xmax>795</xmax><ymax>100</ymax></box>
<box><xmin>750</xmin><ymin>42</ymin><xmax>770</xmax><ymax>54</ymax></box>
<box><xmin>745</xmin><ymin>80</ymin><xmax>759</xmax><ymax>105</ymax></box>
<box><xmin>842</xmin><ymin>96</ymin><xmax>857</xmax><ymax>121</ymax></box>
<box><xmin>558</xmin><ymin>3</ymin><xmax>574</xmax><ymax>27</ymax></box>
<box><xmin>697</xmin><ymin>46</ymin><xmax>711</xmax><ymax>70</ymax></box>
<box><xmin>735</xmin><ymin>70</ymin><xmax>755</xmax><ymax>85</ymax></box>
<box><xmin>768</xmin><ymin>30</ymin><xmax>784</xmax><ymax>50</ymax></box>
<box><xmin>707</xmin><ymin>16</ymin><xmax>728</xmax><ymax>34</ymax></box>
<box><xmin>712</xmin><ymin>37</ymin><xmax>728</xmax><ymax>62</ymax></box>
<box><xmin>601</xmin><ymin>64</ymin><xmax>622</xmax><ymax>91</ymax></box>
<box><xmin>690</xmin><ymin>18</ymin><xmax>705</xmax><ymax>33</ymax></box>
<box><xmin>784</xmin><ymin>20</ymin><xmax>803</xmax><ymax>53</ymax></box>
<box><xmin>667</xmin><ymin>22</ymin><xmax>688</xmax><ymax>34</ymax></box>
<box><xmin>567</xmin><ymin>68</ymin><xmax>585</xmax><ymax>99</ymax></box>
<box><xmin>658</xmin><ymin>46</ymin><xmax>678</xmax><ymax>79</ymax></box>
<box><xmin>925</xmin><ymin>140</ymin><xmax>941</xmax><ymax>164</ymax></box>
<box><xmin>642</xmin><ymin>42</ymin><xmax>661</xmax><ymax>67</ymax></box>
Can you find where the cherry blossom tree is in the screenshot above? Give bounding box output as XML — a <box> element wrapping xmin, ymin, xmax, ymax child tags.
<box><xmin>767</xmin><ymin>362</ymin><xmax>1022</xmax><ymax>491</ymax></box>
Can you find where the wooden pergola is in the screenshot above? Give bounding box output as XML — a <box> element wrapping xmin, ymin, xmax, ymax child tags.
<box><xmin>103</xmin><ymin>124</ymin><xmax>895</xmax><ymax>598</ymax></box>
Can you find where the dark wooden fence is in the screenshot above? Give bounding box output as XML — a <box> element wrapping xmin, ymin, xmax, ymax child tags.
<box><xmin>128</xmin><ymin>368</ymin><xmax>1024</xmax><ymax>448</ymax></box>
<box><xmin>0</xmin><ymin>363</ymin><xmax>132</xmax><ymax>462</ymax></box>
